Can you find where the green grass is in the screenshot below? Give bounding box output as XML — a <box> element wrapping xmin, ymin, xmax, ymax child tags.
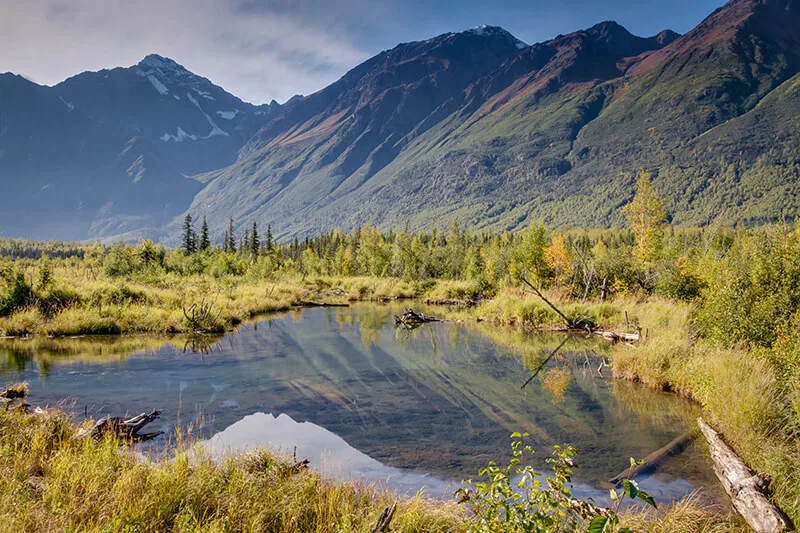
<box><xmin>0</xmin><ymin>269</ymin><xmax>427</xmax><ymax>338</ymax></box>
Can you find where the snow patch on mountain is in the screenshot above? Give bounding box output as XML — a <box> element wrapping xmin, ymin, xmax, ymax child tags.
<box><xmin>146</xmin><ymin>74</ymin><xmax>169</xmax><ymax>95</ymax></box>
<box><xmin>186</xmin><ymin>92</ymin><xmax>229</xmax><ymax>137</ymax></box>
<box><xmin>193</xmin><ymin>87</ymin><xmax>215</xmax><ymax>101</ymax></box>
<box><xmin>465</xmin><ymin>25</ymin><xmax>528</xmax><ymax>49</ymax></box>
<box><xmin>58</xmin><ymin>96</ymin><xmax>75</xmax><ymax>110</ymax></box>
<box><xmin>216</xmin><ymin>109</ymin><xmax>239</xmax><ymax>120</ymax></box>
<box><xmin>161</xmin><ymin>127</ymin><xmax>198</xmax><ymax>142</ymax></box>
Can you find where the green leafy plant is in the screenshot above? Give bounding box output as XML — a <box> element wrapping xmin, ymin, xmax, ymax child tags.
<box><xmin>457</xmin><ymin>433</ymin><xmax>656</xmax><ymax>533</ymax></box>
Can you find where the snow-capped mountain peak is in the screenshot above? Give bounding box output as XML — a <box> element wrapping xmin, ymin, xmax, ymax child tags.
<box><xmin>464</xmin><ymin>25</ymin><xmax>528</xmax><ymax>49</ymax></box>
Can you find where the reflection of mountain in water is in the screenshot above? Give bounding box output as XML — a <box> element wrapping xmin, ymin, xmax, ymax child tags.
<box><xmin>204</xmin><ymin>412</ymin><xmax>455</xmax><ymax>496</ymax></box>
<box><xmin>0</xmin><ymin>303</ymin><xmax>719</xmax><ymax>504</ymax></box>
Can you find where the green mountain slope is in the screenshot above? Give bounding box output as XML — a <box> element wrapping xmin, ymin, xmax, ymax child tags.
<box><xmin>183</xmin><ymin>0</ymin><xmax>800</xmax><ymax>241</ymax></box>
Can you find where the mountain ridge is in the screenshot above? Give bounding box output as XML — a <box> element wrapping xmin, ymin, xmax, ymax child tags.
<box><xmin>2</xmin><ymin>0</ymin><xmax>800</xmax><ymax>242</ymax></box>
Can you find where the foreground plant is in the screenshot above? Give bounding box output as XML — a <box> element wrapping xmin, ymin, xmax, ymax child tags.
<box><xmin>456</xmin><ymin>433</ymin><xmax>656</xmax><ymax>533</ymax></box>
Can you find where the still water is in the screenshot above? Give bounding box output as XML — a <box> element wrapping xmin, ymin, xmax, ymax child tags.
<box><xmin>0</xmin><ymin>303</ymin><xmax>723</xmax><ymax>506</ymax></box>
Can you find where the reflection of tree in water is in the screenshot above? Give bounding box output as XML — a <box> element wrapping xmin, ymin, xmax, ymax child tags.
<box><xmin>182</xmin><ymin>334</ymin><xmax>224</xmax><ymax>355</ymax></box>
<box><xmin>356</xmin><ymin>308</ymin><xmax>387</xmax><ymax>349</ymax></box>
<box><xmin>542</xmin><ymin>365</ymin><xmax>572</xmax><ymax>403</ymax></box>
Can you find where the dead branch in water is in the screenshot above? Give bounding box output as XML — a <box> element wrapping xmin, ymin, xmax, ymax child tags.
<box><xmin>609</xmin><ymin>431</ymin><xmax>695</xmax><ymax>484</ymax></box>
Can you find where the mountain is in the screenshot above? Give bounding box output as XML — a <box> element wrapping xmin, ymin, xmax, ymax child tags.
<box><xmin>2</xmin><ymin>0</ymin><xmax>800</xmax><ymax>242</ymax></box>
<box><xmin>185</xmin><ymin>0</ymin><xmax>800</xmax><ymax>241</ymax></box>
<box><xmin>0</xmin><ymin>55</ymin><xmax>278</xmax><ymax>240</ymax></box>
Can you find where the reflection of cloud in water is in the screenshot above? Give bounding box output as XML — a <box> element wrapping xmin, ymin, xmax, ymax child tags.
<box><xmin>204</xmin><ymin>412</ymin><xmax>456</xmax><ymax>496</ymax></box>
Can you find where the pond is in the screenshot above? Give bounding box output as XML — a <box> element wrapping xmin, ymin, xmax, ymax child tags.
<box><xmin>0</xmin><ymin>303</ymin><xmax>725</xmax><ymax>507</ymax></box>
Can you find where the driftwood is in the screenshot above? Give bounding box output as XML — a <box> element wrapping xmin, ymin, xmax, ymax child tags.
<box><xmin>698</xmin><ymin>418</ymin><xmax>793</xmax><ymax>533</ymax></box>
<box><xmin>370</xmin><ymin>502</ymin><xmax>397</xmax><ymax>533</ymax></box>
<box><xmin>424</xmin><ymin>298</ymin><xmax>477</xmax><ymax>307</ymax></box>
<box><xmin>521</xmin><ymin>336</ymin><xmax>570</xmax><ymax>389</ymax></box>
<box><xmin>297</xmin><ymin>301</ymin><xmax>349</xmax><ymax>308</ymax></box>
<box><xmin>609</xmin><ymin>430</ymin><xmax>695</xmax><ymax>484</ymax></box>
<box><xmin>77</xmin><ymin>410</ymin><xmax>164</xmax><ymax>443</ymax></box>
<box><xmin>591</xmin><ymin>330</ymin><xmax>641</xmax><ymax>343</ymax></box>
<box><xmin>1</xmin><ymin>385</ymin><xmax>30</xmax><ymax>412</ymax></box>
<box><xmin>394</xmin><ymin>309</ymin><xmax>440</xmax><ymax>329</ymax></box>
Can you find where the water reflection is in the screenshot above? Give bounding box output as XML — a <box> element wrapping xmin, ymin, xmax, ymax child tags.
<box><xmin>0</xmin><ymin>303</ymin><xmax>722</xmax><ymax>504</ymax></box>
<box><xmin>205</xmin><ymin>412</ymin><xmax>455</xmax><ymax>495</ymax></box>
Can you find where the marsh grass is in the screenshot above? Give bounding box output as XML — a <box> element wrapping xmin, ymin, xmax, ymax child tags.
<box><xmin>620</xmin><ymin>494</ymin><xmax>748</xmax><ymax>533</ymax></box>
<box><xmin>0</xmin><ymin>268</ymin><xmax>426</xmax><ymax>338</ymax></box>
<box><xmin>0</xmin><ymin>406</ymin><xmax>464</xmax><ymax>533</ymax></box>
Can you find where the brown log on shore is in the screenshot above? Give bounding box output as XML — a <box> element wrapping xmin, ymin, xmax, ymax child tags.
<box><xmin>609</xmin><ymin>430</ymin><xmax>695</xmax><ymax>484</ymax></box>
<box><xmin>698</xmin><ymin>417</ymin><xmax>793</xmax><ymax>533</ymax></box>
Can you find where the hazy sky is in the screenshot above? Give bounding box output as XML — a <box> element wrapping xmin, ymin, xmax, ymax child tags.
<box><xmin>0</xmin><ymin>0</ymin><xmax>726</xmax><ymax>104</ymax></box>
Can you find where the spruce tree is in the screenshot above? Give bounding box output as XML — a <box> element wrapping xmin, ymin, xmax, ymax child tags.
<box><xmin>265</xmin><ymin>224</ymin><xmax>273</xmax><ymax>253</ymax></box>
<box><xmin>181</xmin><ymin>214</ymin><xmax>197</xmax><ymax>255</ymax></box>
<box><xmin>250</xmin><ymin>221</ymin><xmax>260</xmax><ymax>258</ymax></box>
<box><xmin>199</xmin><ymin>216</ymin><xmax>211</xmax><ymax>251</ymax></box>
<box><xmin>224</xmin><ymin>218</ymin><xmax>236</xmax><ymax>253</ymax></box>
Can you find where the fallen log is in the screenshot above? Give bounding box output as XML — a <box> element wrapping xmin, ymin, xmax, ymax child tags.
<box><xmin>698</xmin><ymin>417</ymin><xmax>793</xmax><ymax>533</ymax></box>
<box><xmin>520</xmin><ymin>276</ymin><xmax>572</xmax><ymax>328</ymax></box>
<box><xmin>77</xmin><ymin>410</ymin><xmax>164</xmax><ymax>443</ymax></box>
<box><xmin>297</xmin><ymin>301</ymin><xmax>349</xmax><ymax>308</ymax></box>
<box><xmin>1</xmin><ymin>383</ymin><xmax>30</xmax><ymax>412</ymax></box>
<box><xmin>0</xmin><ymin>383</ymin><xmax>28</xmax><ymax>399</ymax></box>
<box><xmin>592</xmin><ymin>330</ymin><xmax>640</xmax><ymax>343</ymax></box>
<box><xmin>424</xmin><ymin>298</ymin><xmax>477</xmax><ymax>307</ymax></box>
<box><xmin>518</xmin><ymin>276</ymin><xmax>638</xmax><ymax>343</ymax></box>
<box><xmin>609</xmin><ymin>430</ymin><xmax>695</xmax><ymax>484</ymax></box>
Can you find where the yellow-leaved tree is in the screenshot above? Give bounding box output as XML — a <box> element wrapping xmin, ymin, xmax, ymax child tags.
<box><xmin>623</xmin><ymin>171</ymin><xmax>666</xmax><ymax>272</ymax></box>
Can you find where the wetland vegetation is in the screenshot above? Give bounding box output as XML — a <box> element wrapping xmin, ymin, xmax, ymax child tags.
<box><xmin>1</xmin><ymin>174</ymin><xmax>799</xmax><ymax>531</ymax></box>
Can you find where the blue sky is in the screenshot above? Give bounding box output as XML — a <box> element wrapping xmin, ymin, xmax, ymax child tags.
<box><xmin>0</xmin><ymin>0</ymin><xmax>726</xmax><ymax>104</ymax></box>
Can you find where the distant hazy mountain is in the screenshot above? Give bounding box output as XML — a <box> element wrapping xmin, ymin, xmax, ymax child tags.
<box><xmin>2</xmin><ymin>0</ymin><xmax>800</xmax><ymax>242</ymax></box>
<box><xmin>0</xmin><ymin>55</ymin><xmax>278</xmax><ymax>240</ymax></box>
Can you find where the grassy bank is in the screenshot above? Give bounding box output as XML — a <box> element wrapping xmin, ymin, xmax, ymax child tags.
<box><xmin>0</xmin><ymin>402</ymin><xmax>746</xmax><ymax>533</ymax></box>
<box><xmin>0</xmin><ymin>269</ymin><xmax>422</xmax><ymax>337</ymax></box>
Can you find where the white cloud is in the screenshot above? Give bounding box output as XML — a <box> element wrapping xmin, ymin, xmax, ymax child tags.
<box><xmin>0</xmin><ymin>0</ymin><xmax>371</xmax><ymax>103</ymax></box>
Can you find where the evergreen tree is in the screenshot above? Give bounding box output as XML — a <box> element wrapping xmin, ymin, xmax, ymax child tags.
<box><xmin>265</xmin><ymin>224</ymin><xmax>273</xmax><ymax>253</ymax></box>
<box><xmin>199</xmin><ymin>216</ymin><xmax>211</xmax><ymax>251</ymax></box>
<box><xmin>181</xmin><ymin>214</ymin><xmax>197</xmax><ymax>255</ymax></box>
<box><xmin>250</xmin><ymin>221</ymin><xmax>260</xmax><ymax>258</ymax></box>
<box><xmin>224</xmin><ymin>218</ymin><xmax>236</xmax><ymax>253</ymax></box>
